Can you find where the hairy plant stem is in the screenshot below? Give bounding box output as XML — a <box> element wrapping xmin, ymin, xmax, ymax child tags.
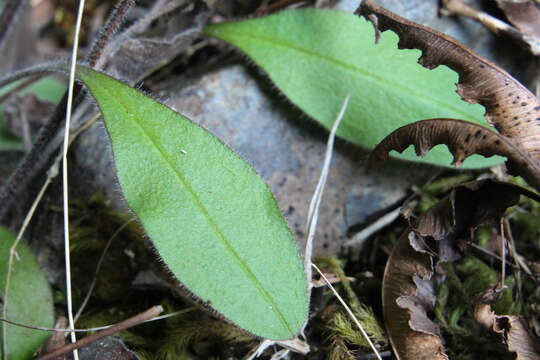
<box><xmin>0</xmin><ymin>89</ymin><xmax>82</xmax><ymax>222</ymax></box>
<box><xmin>0</xmin><ymin>0</ymin><xmax>135</xmax><ymax>223</ymax></box>
<box><xmin>0</xmin><ymin>0</ymin><xmax>26</xmax><ymax>51</ymax></box>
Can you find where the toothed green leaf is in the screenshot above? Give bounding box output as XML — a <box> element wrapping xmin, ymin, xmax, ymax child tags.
<box><xmin>203</xmin><ymin>9</ymin><xmax>503</xmax><ymax>168</ymax></box>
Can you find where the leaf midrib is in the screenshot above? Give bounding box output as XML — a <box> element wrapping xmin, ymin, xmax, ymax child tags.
<box><xmin>96</xmin><ymin>81</ymin><xmax>293</xmax><ymax>336</ymax></box>
<box><xmin>210</xmin><ymin>28</ymin><xmax>478</xmax><ymax>121</ymax></box>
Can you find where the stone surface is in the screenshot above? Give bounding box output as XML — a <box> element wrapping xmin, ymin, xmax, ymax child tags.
<box><xmin>164</xmin><ymin>63</ymin><xmax>433</xmax><ymax>255</ymax></box>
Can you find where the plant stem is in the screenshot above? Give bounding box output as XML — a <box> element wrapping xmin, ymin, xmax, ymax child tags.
<box><xmin>37</xmin><ymin>306</ymin><xmax>163</xmax><ymax>360</ymax></box>
<box><xmin>0</xmin><ymin>0</ymin><xmax>25</xmax><ymax>51</ymax></box>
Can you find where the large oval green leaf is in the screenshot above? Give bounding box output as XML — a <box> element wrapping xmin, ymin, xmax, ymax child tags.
<box><xmin>76</xmin><ymin>66</ymin><xmax>308</xmax><ymax>340</ymax></box>
<box><xmin>203</xmin><ymin>9</ymin><xmax>503</xmax><ymax>168</ymax></box>
<box><xmin>0</xmin><ymin>226</ymin><xmax>54</xmax><ymax>359</ymax></box>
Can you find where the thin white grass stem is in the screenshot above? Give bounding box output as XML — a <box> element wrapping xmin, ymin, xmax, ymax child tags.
<box><xmin>74</xmin><ymin>219</ymin><xmax>133</xmax><ymax>321</ymax></box>
<box><xmin>1</xmin><ymin>166</ymin><xmax>57</xmax><ymax>360</ymax></box>
<box><xmin>63</xmin><ymin>0</ymin><xmax>86</xmax><ymax>358</ymax></box>
<box><xmin>1</xmin><ymin>112</ymin><xmax>98</xmax><ymax>359</ymax></box>
<box><xmin>304</xmin><ymin>94</ymin><xmax>350</xmax><ymax>290</ymax></box>
<box><xmin>499</xmin><ymin>218</ymin><xmax>506</xmax><ymax>288</ymax></box>
<box><xmin>312</xmin><ymin>264</ymin><xmax>382</xmax><ymax>360</ymax></box>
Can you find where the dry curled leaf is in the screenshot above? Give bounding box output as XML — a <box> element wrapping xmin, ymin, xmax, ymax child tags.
<box><xmin>367</xmin><ymin>118</ymin><xmax>540</xmax><ymax>191</ymax></box>
<box><xmin>382</xmin><ymin>231</ymin><xmax>448</xmax><ymax>360</ymax></box>
<box><xmin>475</xmin><ymin>289</ymin><xmax>540</xmax><ymax>360</ymax></box>
<box><xmin>357</xmin><ymin>0</ymin><xmax>540</xmax><ymax>187</ymax></box>
<box><xmin>382</xmin><ymin>179</ymin><xmax>537</xmax><ymax>360</ymax></box>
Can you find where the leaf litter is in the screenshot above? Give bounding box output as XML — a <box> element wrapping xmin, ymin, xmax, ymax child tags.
<box><xmin>1</xmin><ymin>0</ymin><xmax>540</xmax><ymax>358</ymax></box>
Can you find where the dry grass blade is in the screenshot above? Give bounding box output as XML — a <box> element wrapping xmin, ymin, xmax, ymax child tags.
<box><xmin>304</xmin><ymin>94</ymin><xmax>350</xmax><ymax>291</ymax></box>
<box><xmin>357</xmin><ymin>0</ymin><xmax>540</xmax><ymax>164</ymax></box>
<box><xmin>62</xmin><ymin>0</ymin><xmax>86</xmax><ymax>357</ymax></box>
<box><xmin>367</xmin><ymin>118</ymin><xmax>540</xmax><ymax>191</ymax></box>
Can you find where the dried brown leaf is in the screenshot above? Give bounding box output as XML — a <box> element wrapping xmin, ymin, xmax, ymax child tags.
<box><xmin>382</xmin><ymin>231</ymin><xmax>448</xmax><ymax>360</ymax></box>
<box><xmin>496</xmin><ymin>0</ymin><xmax>540</xmax><ymax>38</ymax></box>
<box><xmin>357</xmin><ymin>0</ymin><xmax>540</xmax><ymax>165</ymax></box>
<box><xmin>475</xmin><ymin>290</ymin><xmax>540</xmax><ymax>360</ymax></box>
<box><xmin>441</xmin><ymin>0</ymin><xmax>540</xmax><ymax>55</ymax></box>
<box><xmin>367</xmin><ymin>118</ymin><xmax>540</xmax><ymax>191</ymax></box>
<box><xmin>382</xmin><ymin>179</ymin><xmax>536</xmax><ymax>360</ymax></box>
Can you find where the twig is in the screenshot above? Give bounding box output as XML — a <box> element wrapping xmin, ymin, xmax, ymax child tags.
<box><xmin>469</xmin><ymin>242</ymin><xmax>519</xmax><ymax>270</ymax></box>
<box><xmin>498</xmin><ymin>218</ymin><xmax>506</xmax><ymax>290</ymax></box>
<box><xmin>62</xmin><ymin>0</ymin><xmax>87</xmax><ymax>357</ymax></box>
<box><xmin>312</xmin><ymin>264</ymin><xmax>382</xmax><ymax>360</ymax></box>
<box><xmin>37</xmin><ymin>306</ymin><xmax>163</xmax><ymax>360</ymax></box>
<box><xmin>0</xmin><ymin>307</ymin><xmax>194</xmax><ymax>333</ymax></box>
<box><xmin>0</xmin><ymin>0</ymin><xmax>25</xmax><ymax>51</ymax></box>
<box><xmin>504</xmin><ymin>218</ymin><xmax>532</xmax><ymax>276</ymax></box>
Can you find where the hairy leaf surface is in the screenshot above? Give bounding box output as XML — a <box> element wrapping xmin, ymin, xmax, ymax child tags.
<box><xmin>203</xmin><ymin>9</ymin><xmax>501</xmax><ymax>168</ymax></box>
<box><xmin>0</xmin><ymin>226</ymin><xmax>54</xmax><ymax>359</ymax></box>
<box><xmin>76</xmin><ymin>66</ymin><xmax>308</xmax><ymax>340</ymax></box>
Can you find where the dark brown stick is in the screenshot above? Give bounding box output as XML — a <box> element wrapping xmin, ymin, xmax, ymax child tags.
<box><xmin>38</xmin><ymin>306</ymin><xmax>163</xmax><ymax>360</ymax></box>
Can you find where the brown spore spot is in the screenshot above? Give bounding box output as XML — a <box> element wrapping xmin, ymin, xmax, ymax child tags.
<box><xmin>534</xmin><ymin>106</ymin><xmax>540</xmax><ymax>111</ymax></box>
<box><xmin>526</xmin><ymin>119</ymin><xmax>531</xmax><ymax>123</ymax></box>
<box><xmin>513</xmin><ymin>116</ymin><xmax>518</xmax><ymax>120</ymax></box>
<box><xmin>512</xmin><ymin>100</ymin><xmax>517</xmax><ymax>104</ymax></box>
<box><xmin>517</xmin><ymin>96</ymin><xmax>520</xmax><ymax>99</ymax></box>
<box><xmin>479</xmin><ymin>64</ymin><xmax>485</xmax><ymax>68</ymax></box>
<box><xmin>474</xmin><ymin>130</ymin><xmax>482</xmax><ymax>138</ymax></box>
<box><xmin>521</xmin><ymin>102</ymin><xmax>528</xmax><ymax>107</ymax></box>
<box><xmin>495</xmin><ymin>140</ymin><xmax>501</xmax><ymax>145</ymax></box>
<box><xmin>465</xmin><ymin>134</ymin><xmax>471</xmax><ymax>143</ymax></box>
<box><xmin>482</xmin><ymin>135</ymin><xmax>487</xmax><ymax>140</ymax></box>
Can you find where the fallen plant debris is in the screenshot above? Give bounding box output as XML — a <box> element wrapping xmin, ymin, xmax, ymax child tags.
<box><xmin>1</xmin><ymin>0</ymin><xmax>539</xmax><ymax>358</ymax></box>
<box><xmin>441</xmin><ymin>0</ymin><xmax>540</xmax><ymax>55</ymax></box>
<box><xmin>475</xmin><ymin>289</ymin><xmax>540</xmax><ymax>360</ymax></box>
<box><xmin>380</xmin><ymin>179</ymin><xmax>540</xmax><ymax>360</ymax></box>
<box><xmin>358</xmin><ymin>0</ymin><xmax>540</xmax><ymax>192</ymax></box>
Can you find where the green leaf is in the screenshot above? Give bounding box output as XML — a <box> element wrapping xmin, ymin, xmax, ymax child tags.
<box><xmin>203</xmin><ymin>9</ymin><xmax>503</xmax><ymax>168</ymax></box>
<box><xmin>0</xmin><ymin>77</ymin><xmax>66</xmax><ymax>150</ymax></box>
<box><xmin>0</xmin><ymin>226</ymin><xmax>54</xmax><ymax>359</ymax></box>
<box><xmin>75</xmin><ymin>66</ymin><xmax>308</xmax><ymax>340</ymax></box>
